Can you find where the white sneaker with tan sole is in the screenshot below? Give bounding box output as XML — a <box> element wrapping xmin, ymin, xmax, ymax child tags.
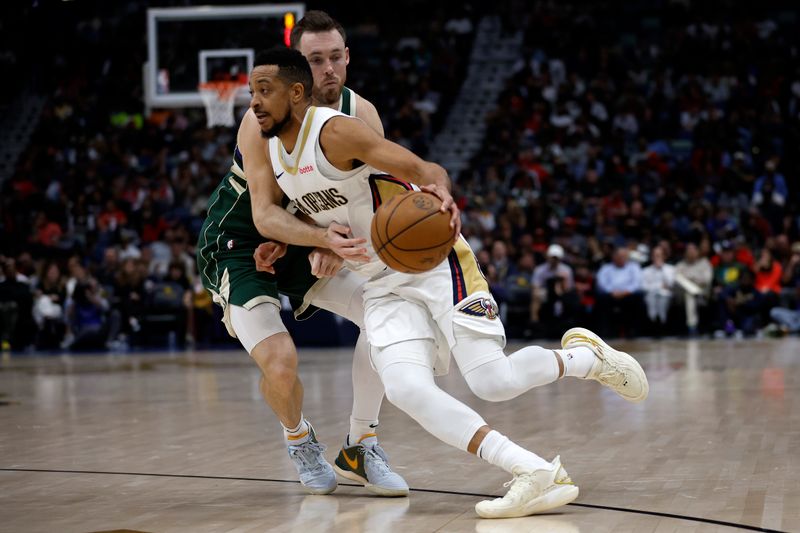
<box><xmin>475</xmin><ymin>456</ymin><xmax>579</xmax><ymax>519</ymax></box>
<box><xmin>561</xmin><ymin>327</ymin><xmax>649</xmax><ymax>402</ymax></box>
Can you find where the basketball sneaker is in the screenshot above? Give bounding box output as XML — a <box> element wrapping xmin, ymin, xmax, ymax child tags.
<box><xmin>475</xmin><ymin>456</ymin><xmax>579</xmax><ymax>519</ymax></box>
<box><xmin>287</xmin><ymin>425</ymin><xmax>337</xmax><ymax>495</ymax></box>
<box><xmin>334</xmin><ymin>438</ymin><xmax>409</xmax><ymax>497</ymax></box>
<box><xmin>561</xmin><ymin>327</ymin><xmax>649</xmax><ymax>403</ymax></box>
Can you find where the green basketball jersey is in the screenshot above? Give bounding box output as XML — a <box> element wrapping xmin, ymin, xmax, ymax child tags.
<box><xmin>196</xmin><ymin>87</ymin><xmax>361</xmax><ymax>321</ymax></box>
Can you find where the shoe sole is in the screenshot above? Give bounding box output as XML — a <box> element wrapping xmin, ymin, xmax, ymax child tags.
<box><xmin>561</xmin><ymin>327</ymin><xmax>649</xmax><ymax>403</ymax></box>
<box><xmin>300</xmin><ymin>482</ymin><xmax>337</xmax><ymax>495</ymax></box>
<box><xmin>333</xmin><ymin>464</ymin><xmax>409</xmax><ymax>497</ymax></box>
<box><xmin>476</xmin><ymin>485</ymin><xmax>579</xmax><ymax>518</ymax></box>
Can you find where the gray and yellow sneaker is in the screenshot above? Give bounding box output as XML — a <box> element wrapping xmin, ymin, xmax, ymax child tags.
<box><xmin>333</xmin><ymin>435</ymin><xmax>409</xmax><ymax>497</ymax></box>
<box><xmin>287</xmin><ymin>424</ymin><xmax>337</xmax><ymax>495</ymax></box>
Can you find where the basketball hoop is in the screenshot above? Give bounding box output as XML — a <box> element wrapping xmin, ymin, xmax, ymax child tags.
<box><xmin>198</xmin><ymin>81</ymin><xmax>246</xmax><ymax>128</ymax></box>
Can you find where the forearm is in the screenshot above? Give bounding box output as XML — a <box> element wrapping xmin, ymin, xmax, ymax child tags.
<box><xmin>253</xmin><ymin>204</ymin><xmax>326</xmax><ymax>248</ymax></box>
<box><xmin>413</xmin><ymin>161</ymin><xmax>452</xmax><ymax>191</ymax></box>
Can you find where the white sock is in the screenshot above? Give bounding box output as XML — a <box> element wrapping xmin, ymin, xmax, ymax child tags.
<box><xmin>348</xmin><ymin>417</ymin><xmax>379</xmax><ymax>447</ymax></box>
<box><xmin>282</xmin><ymin>416</ymin><xmax>311</xmax><ymax>446</ymax></box>
<box><xmin>557</xmin><ymin>347</ymin><xmax>596</xmax><ymax>378</ymax></box>
<box><xmin>477</xmin><ymin>430</ymin><xmax>553</xmax><ymax>474</ymax></box>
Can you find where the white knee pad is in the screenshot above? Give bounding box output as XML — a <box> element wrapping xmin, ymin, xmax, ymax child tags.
<box><xmin>464</xmin><ymin>359</ymin><xmax>516</xmax><ymax>402</ymax></box>
<box><xmin>229</xmin><ymin>302</ymin><xmax>287</xmax><ymax>355</ymax></box>
<box><xmin>453</xmin><ymin>329</ymin><xmax>559</xmax><ymax>402</ymax></box>
<box><xmin>375</xmin><ymin>339</ymin><xmax>486</xmax><ymax>450</ymax></box>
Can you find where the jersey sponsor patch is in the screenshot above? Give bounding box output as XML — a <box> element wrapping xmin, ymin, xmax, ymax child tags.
<box><xmin>458</xmin><ymin>297</ymin><xmax>499</xmax><ymax>320</ymax></box>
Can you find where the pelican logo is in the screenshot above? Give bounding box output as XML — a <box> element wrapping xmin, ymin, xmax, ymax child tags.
<box><xmin>458</xmin><ymin>298</ymin><xmax>499</xmax><ymax>320</ymax></box>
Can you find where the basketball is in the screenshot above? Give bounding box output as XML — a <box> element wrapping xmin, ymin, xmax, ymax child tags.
<box><xmin>370</xmin><ymin>191</ymin><xmax>454</xmax><ymax>273</ymax></box>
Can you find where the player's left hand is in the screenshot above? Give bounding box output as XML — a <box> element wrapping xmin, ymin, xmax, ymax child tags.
<box><xmin>254</xmin><ymin>241</ymin><xmax>288</xmax><ymax>274</ymax></box>
<box><xmin>308</xmin><ymin>247</ymin><xmax>343</xmax><ymax>278</ymax></box>
<box><xmin>420</xmin><ymin>184</ymin><xmax>461</xmax><ymax>243</ymax></box>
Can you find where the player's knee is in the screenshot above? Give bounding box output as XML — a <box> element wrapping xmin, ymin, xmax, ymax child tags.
<box><xmin>466</xmin><ymin>378</ymin><xmax>509</xmax><ymax>402</ymax></box>
<box><xmin>464</xmin><ymin>367</ymin><xmax>514</xmax><ymax>402</ymax></box>
<box><xmin>251</xmin><ymin>334</ymin><xmax>297</xmax><ymax>385</ymax></box>
<box><xmin>382</xmin><ymin>374</ymin><xmax>428</xmax><ymax>414</ymax></box>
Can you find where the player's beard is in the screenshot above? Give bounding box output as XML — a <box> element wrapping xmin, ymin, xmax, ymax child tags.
<box><xmin>260</xmin><ymin>106</ymin><xmax>291</xmax><ymax>138</ymax></box>
<box><xmin>314</xmin><ymin>79</ymin><xmax>342</xmax><ymax>106</ymax></box>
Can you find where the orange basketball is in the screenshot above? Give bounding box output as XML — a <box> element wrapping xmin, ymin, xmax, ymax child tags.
<box><xmin>370</xmin><ymin>191</ymin><xmax>454</xmax><ymax>273</ymax></box>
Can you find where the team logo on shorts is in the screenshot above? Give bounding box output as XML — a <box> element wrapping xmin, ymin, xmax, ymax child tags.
<box><xmin>226</xmin><ymin>239</ymin><xmax>235</xmax><ymax>250</ymax></box>
<box><xmin>458</xmin><ymin>298</ymin><xmax>499</xmax><ymax>320</ymax></box>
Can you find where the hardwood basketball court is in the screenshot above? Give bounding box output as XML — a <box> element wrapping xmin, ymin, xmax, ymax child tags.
<box><xmin>1</xmin><ymin>338</ymin><xmax>797</xmax><ymax>532</ymax></box>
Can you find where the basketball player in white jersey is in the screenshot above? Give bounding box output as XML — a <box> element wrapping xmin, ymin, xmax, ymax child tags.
<box><xmin>201</xmin><ymin>12</ymin><xmax>409</xmax><ymax>496</ymax></box>
<box><xmin>246</xmin><ymin>47</ymin><xmax>649</xmax><ymax>518</ymax></box>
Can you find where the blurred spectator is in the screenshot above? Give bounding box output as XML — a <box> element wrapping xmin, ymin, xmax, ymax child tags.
<box><xmin>713</xmin><ymin>241</ymin><xmax>748</xmax><ymax>295</ymax></box>
<box><xmin>490</xmin><ymin>241</ymin><xmax>512</xmax><ymax>283</ymax></box>
<box><xmin>641</xmin><ymin>246</ymin><xmax>675</xmax><ymax>333</ymax></box>
<box><xmin>97</xmin><ymin>200</ymin><xmax>128</xmax><ymax>234</ymax></box>
<box><xmin>31</xmin><ymin>212</ymin><xmax>63</xmax><ymax>251</ymax></box>
<box><xmin>0</xmin><ymin>258</ymin><xmax>33</xmax><ymax>351</ymax></box>
<box><xmin>752</xmin><ymin>160</ymin><xmax>788</xmax><ymax>233</ymax></box>
<box><xmin>754</xmin><ymin>248</ymin><xmax>782</xmax><ymax>301</ymax></box>
<box><xmin>675</xmin><ymin>243</ymin><xmax>713</xmax><ymax>335</ymax></box>
<box><xmin>112</xmin><ymin>257</ymin><xmax>146</xmax><ymax>346</ymax></box>
<box><xmin>768</xmin><ymin>305</ymin><xmax>800</xmax><ymax>335</ymax></box>
<box><xmin>505</xmin><ymin>251</ymin><xmax>535</xmax><ymax>337</ymax></box>
<box><xmin>530</xmin><ymin>244</ymin><xmax>574</xmax><ymax>324</ymax></box>
<box><xmin>96</xmin><ymin>246</ymin><xmax>120</xmax><ymax>289</ymax></box>
<box><xmin>573</xmin><ymin>265</ymin><xmax>596</xmax><ymax>317</ymax></box>
<box><xmin>595</xmin><ymin>248</ymin><xmax>643</xmax><ymax>337</ymax></box>
<box><xmin>65</xmin><ymin>278</ymin><xmax>117</xmax><ymax>351</ymax></box>
<box><xmin>767</xmin><ymin>282</ymin><xmax>800</xmax><ymax>336</ymax></box>
<box><xmin>753</xmin><ymin>247</ymin><xmax>782</xmax><ymax>328</ymax></box>
<box><xmin>716</xmin><ymin>270</ymin><xmax>764</xmax><ymax>337</ymax></box>
<box><xmin>537</xmin><ymin>268</ymin><xmax>581</xmax><ymax>339</ymax></box>
<box><xmin>32</xmin><ymin>262</ymin><xmax>66</xmax><ymax>349</ymax></box>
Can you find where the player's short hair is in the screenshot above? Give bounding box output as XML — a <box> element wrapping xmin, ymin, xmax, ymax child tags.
<box><xmin>254</xmin><ymin>47</ymin><xmax>313</xmax><ymax>97</ymax></box>
<box><xmin>289</xmin><ymin>10</ymin><xmax>346</xmax><ymax>49</ymax></box>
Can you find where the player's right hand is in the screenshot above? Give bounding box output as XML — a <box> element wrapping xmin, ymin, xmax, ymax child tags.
<box><xmin>419</xmin><ymin>183</ymin><xmax>462</xmax><ymax>243</ymax></box>
<box><xmin>324</xmin><ymin>222</ymin><xmax>370</xmax><ymax>263</ymax></box>
<box><xmin>254</xmin><ymin>241</ymin><xmax>288</xmax><ymax>274</ymax></box>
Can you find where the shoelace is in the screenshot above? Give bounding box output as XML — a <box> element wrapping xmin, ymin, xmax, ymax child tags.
<box><xmin>599</xmin><ymin>367</ymin><xmax>626</xmax><ymax>384</ymax></box>
<box><xmin>588</xmin><ymin>343</ymin><xmax>630</xmax><ymax>387</ymax></box>
<box><xmin>289</xmin><ymin>441</ymin><xmax>328</xmax><ymax>470</ymax></box>
<box><xmin>363</xmin><ymin>444</ymin><xmax>392</xmax><ymax>475</ymax></box>
<box><xmin>501</xmin><ymin>474</ymin><xmax>538</xmax><ymax>500</ymax></box>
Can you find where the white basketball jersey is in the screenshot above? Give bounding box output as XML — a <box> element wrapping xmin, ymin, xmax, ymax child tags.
<box><xmin>268</xmin><ymin>106</ymin><xmax>416</xmax><ymax>277</ymax></box>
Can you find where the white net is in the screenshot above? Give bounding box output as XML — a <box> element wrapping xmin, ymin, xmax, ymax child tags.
<box><xmin>198</xmin><ymin>82</ymin><xmax>244</xmax><ymax>128</ymax></box>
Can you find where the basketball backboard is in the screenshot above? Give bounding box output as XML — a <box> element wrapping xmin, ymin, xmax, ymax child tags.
<box><xmin>144</xmin><ymin>3</ymin><xmax>305</xmax><ymax>113</ymax></box>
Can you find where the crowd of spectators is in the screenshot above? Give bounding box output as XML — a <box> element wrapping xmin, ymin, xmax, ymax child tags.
<box><xmin>0</xmin><ymin>0</ymin><xmax>476</xmax><ymax>351</ymax></box>
<box><xmin>1</xmin><ymin>2</ymin><xmax>800</xmax><ymax>352</ymax></box>
<box><xmin>456</xmin><ymin>2</ymin><xmax>800</xmax><ymax>339</ymax></box>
